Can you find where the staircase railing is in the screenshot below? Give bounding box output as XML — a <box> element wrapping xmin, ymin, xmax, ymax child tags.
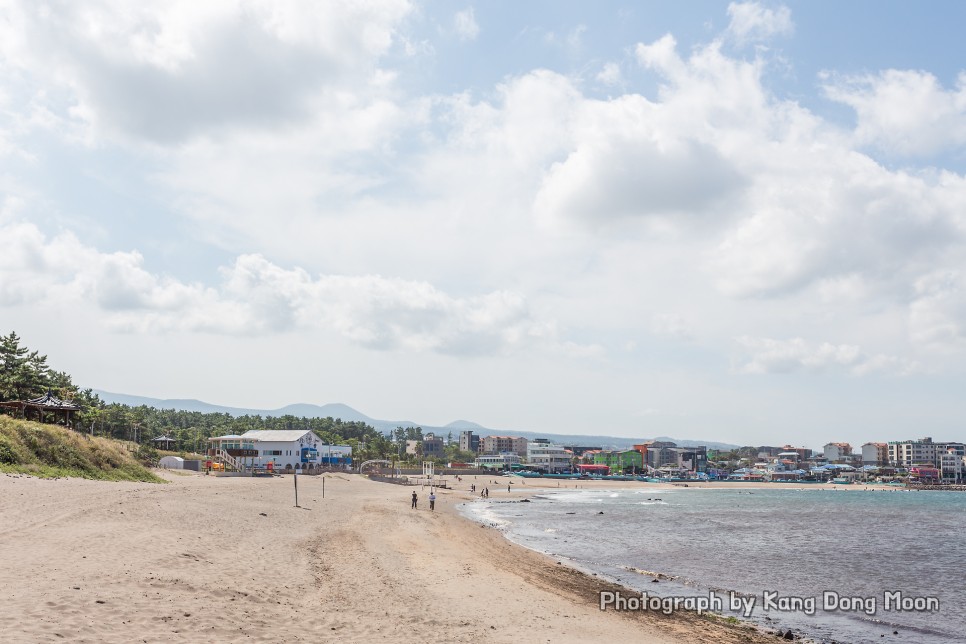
<box><xmin>216</xmin><ymin>448</ymin><xmax>245</xmax><ymax>473</ymax></box>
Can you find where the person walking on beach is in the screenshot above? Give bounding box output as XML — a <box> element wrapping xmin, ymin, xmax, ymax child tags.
<box><xmin>411</xmin><ymin>491</ymin><xmax>418</xmax><ymax>509</ymax></box>
<box><xmin>507</xmin><ymin>484</ymin><xmax>511</xmax><ymax>493</ymax></box>
<box><xmin>429</xmin><ymin>491</ymin><xmax>436</xmax><ymax>511</ymax></box>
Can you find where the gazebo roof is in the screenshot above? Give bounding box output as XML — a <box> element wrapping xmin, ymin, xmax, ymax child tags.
<box><xmin>25</xmin><ymin>391</ymin><xmax>81</xmax><ymax>411</ymax></box>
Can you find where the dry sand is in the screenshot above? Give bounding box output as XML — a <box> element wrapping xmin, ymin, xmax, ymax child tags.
<box><xmin>1</xmin><ymin>471</ymin><xmax>795</xmax><ymax>643</ymax></box>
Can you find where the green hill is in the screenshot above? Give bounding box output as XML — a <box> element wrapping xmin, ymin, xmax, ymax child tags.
<box><xmin>0</xmin><ymin>416</ymin><xmax>163</xmax><ymax>482</ymax></box>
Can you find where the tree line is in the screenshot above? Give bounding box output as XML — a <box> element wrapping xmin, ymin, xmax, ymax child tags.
<box><xmin>0</xmin><ymin>331</ymin><xmax>477</xmax><ymax>465</ymax></box>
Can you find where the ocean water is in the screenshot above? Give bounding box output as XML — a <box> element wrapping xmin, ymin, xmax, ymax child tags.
<box><xmin>464</xmin><ymin>486</ymin><xmax>966</xmax><ymax>643</ymax></box>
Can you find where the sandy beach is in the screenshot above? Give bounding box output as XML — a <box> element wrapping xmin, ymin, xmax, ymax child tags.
<box><xmin>0</xmin><ymin>471</ymin><xmax>800</xmax><ymax>643</ymax></box>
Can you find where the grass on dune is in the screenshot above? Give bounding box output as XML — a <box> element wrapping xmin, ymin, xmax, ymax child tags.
<box><xmin>0</xmin><ymin>415</ymin><xmax>163</xmax><ymax>483</ymax></box>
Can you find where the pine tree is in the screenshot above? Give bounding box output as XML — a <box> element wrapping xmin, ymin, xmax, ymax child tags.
<box><xmin>0</xmin><ymin>331</ymin><xmax>49</xmax><ymax>401</ymax></box>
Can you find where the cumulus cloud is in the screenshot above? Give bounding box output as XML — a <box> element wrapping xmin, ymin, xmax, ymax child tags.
<box><xmin>627</xmin><ymin>32</ymin><xmax>966</xmax><ymax>301</ymax></box>
<box><xmin>217</xmin><ymin>254</ymin><xmax>559</xmax><ymax>355</ymax></box>
<box><xmin>0</xmin><ymin>221</ymin><xmax>583</xmax><ymax>356</ymax></box>
<box><xmin>453</xmin><ymin>7</ymin><xmax>480</xmax><ymax>41</ymax></box>
<box><xmin>0</xmin><ymin>219</ymin><xmax>242</xmax><ymax>330</ymax></box>
<box><xmin>823</xmin><ymin>69</ymin><xmax>966</xmax><ymax>157</ymax></box>
<box><xmin>596</xmin><ymin>61</ymin><xmax>623</xmax><ymax>87</ymax></box>
<box><xmin>533</xmin><ymin>95</ymin><xmax>743</xmax><ymax>225</ymax></box>
<box><xmin>0</xmin><ymin>0</ymin><xmax>413</xmax><ymax>144</ymax></box>
<box><xmin>713</xmin><ymin>158</ymin><xmax>966</xmax><ymax>298</ymax></box>
<box><xmin>909</xmin><ymin>271</ymin><xmax>966</xmax><ymax>348</ymax></box>
<box><xmin>95</xmin><ymin>22</ymin><xmax>966</xmax><ymax>367</ymax></box>
<box><xmin>5</xmin><ymin>0</ymin><xmax>966</xmax><ymax>391</ymax></box>
<box><xmin>735</xmin><ymin>336</ymin><xmax>914</xmax><ymax>375</ymax></box>
<box><xmin>726</xmin><ymin>2</ymin><xmax>793</xmax><ymax>44</ymax></box>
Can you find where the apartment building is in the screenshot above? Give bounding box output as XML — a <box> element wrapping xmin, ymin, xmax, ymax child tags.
<box><xmin>889</xmin><ymin>437</ymin><xmax>966</xmax><ymax>468</ymax></box>
<box><xmin>481</xmin><ymin>435</ymin><xmax>528</xmax><ymax>457</ymax></box>
<box><xmin>861</xmin><ymin>442</ymin><xmax>889</xmax><ymax>466</ymax></box>
<box><xmin>823</xmin><ymin>443</ymin><xmax>853</xmax><ymax>462</ymax></box>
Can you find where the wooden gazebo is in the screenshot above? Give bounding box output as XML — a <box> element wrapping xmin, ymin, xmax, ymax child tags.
<box><xmin>152</xmin><ymin>435</ymin><xmax>177</xmax><ymax>451</ymax></box>
<box><xmin>0</xmin><ymin>390</ymin><xmax>81</xmax><ymax>426</ymax></box>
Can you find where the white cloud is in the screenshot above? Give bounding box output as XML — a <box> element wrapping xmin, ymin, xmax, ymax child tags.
<box><xmin>453</xmin><ymin>7</ymin><xmax>479</xmax><ymax>41</ymax></box>
<box><xmin>823</xmin><ymin>69</ymin><xmax>966</xmax><ymax>157</ymax></box>
<box><xmin>543</xmin><ymin>24</ymin><xmax>587</xmax><ymax>57</ymax></box>
<box><xmin>218</xmin><ymin>254</ymin><xmax>559</xmax><ymax>355</ymax></box>
<box><xmin>0</xmin><ymin>220</ymin><xmax>585</xmax><ymax>356</ymax></box>
<box><xmin>726</xmin><ymin>2</ymin><xmax>793</xmax><ymax>44</ymax></box>
<box><xmin>909</xmin><ymin>271</ymin><xmax>966</xmax><ymax>348</ymax></box>
<box><xmin>533</xmin><ymin>105</ymin><xmax>743</xmax><ymax>226</ymax></box>
<box><xmin>596</xmin><ymin>61</ymin><xmax>622</xmax><ymax>87</ymax></box>
<box><xmin>735</xmin><ymin>336</ymin><xmax>913</xmax><ymax>375</ymax></box>
<box><xmin>713</xmin><ymin>160</ymin><xmax>966</xmax><ymax>298</ymax></box>
<box><xmin>650</xmin><ymin>314</ymin><xmax>693</xmax><ymax>341</ymax></box>
<box><xmin>628</xmin><ymin>34</ymin><xmax>966</xmax><ymax>302</ymax></box>
<box><xmin>131</xmin><ymin>28</ymin><xmax>966</xmax><ymax>371</ymax></box>
<box><xmin>0</xmin><ymin>0</ymin><xmax>413</xmax><ymax>144</ymax></box>
<box><xmin>4</xmin><ymin>1</ymin><xmax>966</xmax><ymax>440</ymax></box>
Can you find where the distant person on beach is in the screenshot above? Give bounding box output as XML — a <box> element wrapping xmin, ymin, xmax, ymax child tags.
<box><xmin>507</xmin><ymin>484</ymin><xmax>511</xmax><ymax>493</ymax></box>
<box><xmin>485</xmin><ymin>488</ymin><xmax>489</xmax><ymax>498</ymax></box>
<box><xmin>411</xmin><ymin>491</ymin><xmax>418</xmax><ymax>509</ymax></box>
<box><xmin>429</xmin><ymin>491</ymin><xmax>436</xmax><ymax>511</ymax></box>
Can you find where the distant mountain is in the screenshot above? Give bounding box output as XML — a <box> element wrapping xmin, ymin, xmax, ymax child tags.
<box><xmin>92</xmin><ymin>390</ymin><xmax>739</xmax><ymax>450</ymax></box>
<box><xmin>93</xmin><ymin>391</ymin><xmax>424</xmax><ymax>434</ymax></box>
<box><xmin>444</xmin><ymin>419</ymin><xmax>487</xmax><ymax>430</ymax></box>
<box><xmin>271</xmin><ymin>403</ymin><xmax>374</xmax><ymax>423</ymax></box>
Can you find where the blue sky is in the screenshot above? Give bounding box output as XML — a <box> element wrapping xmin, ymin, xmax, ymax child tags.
<box><xmin>2</xmin><ymin>1</ymin><xmax>966</xmax><ymax>448</ymax></box>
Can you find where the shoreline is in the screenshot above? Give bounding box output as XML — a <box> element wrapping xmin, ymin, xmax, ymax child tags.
<box><xmin>437</xmin><ymin>475</ymin><xmax>821</xmax><ymax>640</ymax></box>
<box><xmin>0</xmin><ymin>470</ymin><xmax>784</xmax><ymax>643</ymax></box>
<box><xmin>445</xmin><ymin>475</ymin><xmax>959</xmax><ymax>644</ymax></box>
<box><xmin>438</xmin><ymin>474</ymin><xmax>913</xmax><ymax>643</ymax></box>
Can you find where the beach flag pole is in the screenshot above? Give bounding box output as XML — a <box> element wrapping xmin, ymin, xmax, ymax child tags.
<box><xmin>294</xmin><ymin>470</ymin><xmax>299</xmax><ymax>507</ymax></box>
<box><xmin>322</xmin><ymin>475</ymin><xmax>325</xmax><ymax>499</ymax></box>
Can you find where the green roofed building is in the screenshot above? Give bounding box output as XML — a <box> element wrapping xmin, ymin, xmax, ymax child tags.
<box><xmin>593</xmin><ymin>449</ymin><xmax>643</xmax><ymax>474</ymax></box>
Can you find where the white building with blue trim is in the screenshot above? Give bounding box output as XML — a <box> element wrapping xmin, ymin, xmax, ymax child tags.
<box><xmin>208</xmin><ymin>429</ymin><xmax>352</xmax><ymax>471</ymax></box>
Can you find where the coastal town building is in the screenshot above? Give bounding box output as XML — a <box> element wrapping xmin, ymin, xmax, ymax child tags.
<box><xmin>407</xmin><ymin>433</ymin><xmax>444</xmax><ymax>458</ymax></box>
<box><xmin>458</xmin><ymin>430</ymin><xmax>480</xmax><ymax>453</ymax></box>
<box><xmin>592</xmin><ymin>449</ymin><xmax>644</xmax><ymax>474</ymax></box>
<box><xmin>780</xmin><ymin>445</ymin><xmax>813</xmax><ymax>461</ymax></box>
<box><xmin>823</xmin><ymin>443</ymin><xmax>853</xmax><ymax>462</ymax></box>
<box><xmin>861</xmin><ymin>442</ymin><xmax>889</xmax><ymax>466</ymax></box>
<box><xmin>908</xmin><ymin>466</ymin><xmax>940</xmax><ymax>483</ymax></box>
<box><xmin>526</xmin><ymin>442</ymin><xmax>572</xmax><ymax>473</ymax></box>
<box><xmin>562</xmin><ymin>445</ymin><xmax>603</xmax><ymax>457</ymax></box>
<box><xmin>208</xmin><ymin>430</ymin><xmax>352</xmax><ymax>471</ymax></box>
<box><xmin>757</xmin><ymin>446</ymin><xmax>786</xmax><ymax>458</ymax></box>
<box><xmin>939</xmin><ymin>450</ymin><xmax>966</xmax><ymax>483</ymax></box>
<box><xmin>776</xmin><ymin>451</ymin><xmax>804</xmax><ymax>467</ymax></box>
<box><xmin>637</xmin><ymin>441</ymin><xmax>678</xmax><ymax>469</ymax></box>
<box><xmin>635</xmin><ymin>441</ymin><xmax>708</xmax><ymax>473</ymax></box>
<box><xmin>474</xmin><ymin>453</ymin><xmax>521</xmax><ymax>470</ymax></box>
<box><xmin>482</xmin><ymin>435</ymin><xmax>528</xmax><ymax>458</ymax></box>
<box><xmin>888</xmin><ymin>437</ymin><xmax>966</xmax><ymax>468</ymax></box>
